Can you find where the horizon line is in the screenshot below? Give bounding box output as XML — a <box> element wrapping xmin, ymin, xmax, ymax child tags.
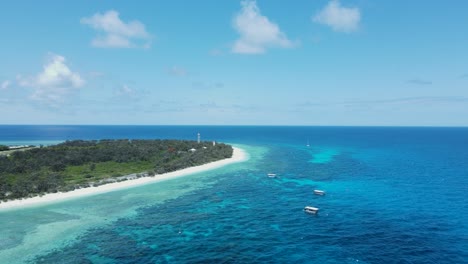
<box><xmin>1</xmin><ymin>124</ymin><xmax>468</xmax><ymax>128</ymax></box>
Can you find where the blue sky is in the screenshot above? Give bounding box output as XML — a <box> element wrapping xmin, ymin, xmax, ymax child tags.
<box><xmin>1</xmin><ymin>0</ymin><xmax>467</xmax><ymax>126</ymax></box>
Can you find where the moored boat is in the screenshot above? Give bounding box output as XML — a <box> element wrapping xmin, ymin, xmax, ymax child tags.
<box><xmin>304</xmin><ymin>206</ymin><xmax>319</xmax><ymax>214</ymax></box>
<box><xmin>313</xmin><ymin>189</ymin><xmax>326</xmax><ymax>196</ymax></box>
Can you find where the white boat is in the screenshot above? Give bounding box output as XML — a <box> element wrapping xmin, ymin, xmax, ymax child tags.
<box><xmin>267</xmin><ymin>173</ymin><xmax>276</xmax><ymax>178</ymax></box>
<box><xmin>304</xmin><ymin>206</ymin><xmax>319</xmax><ymax>214</ymax></box>
<box><xmin>313</xmin><ymin>189</ymin><xmax>326</xmax><ymax>196</ymax></box>
<box><xmin>306</xmin><ymin>139</ymin><xmax>310</xmax><ymax>147</ymax></box>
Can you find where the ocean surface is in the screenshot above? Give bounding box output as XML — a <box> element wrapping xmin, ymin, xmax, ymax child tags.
<box><xmin>0</xmin><ymin>125</ymin><xmax>467</xmax><ymax>263</ymax></box>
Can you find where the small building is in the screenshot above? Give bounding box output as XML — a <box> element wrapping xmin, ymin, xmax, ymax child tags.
<box><xmin>189</xmin><ymin>148</ymin><xmax>197</xmax><ymax>152</ymax></box>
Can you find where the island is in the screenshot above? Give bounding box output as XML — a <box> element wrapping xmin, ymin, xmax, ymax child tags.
<box><xmin>0</xmin><ymin>139</ymin><xmax>241</xmax><ymax>204</ymax></box>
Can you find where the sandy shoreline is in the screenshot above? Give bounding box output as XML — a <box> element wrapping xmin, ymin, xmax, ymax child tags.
<box><xmin>0</xmin><ymin>147</ymin><xmax>248</xmax><ymax>211</ymax></box>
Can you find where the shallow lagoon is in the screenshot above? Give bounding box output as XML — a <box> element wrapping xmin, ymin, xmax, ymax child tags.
<box><xmin>1</xmin><ymin>126</ymin><xmax>467</xmax><ymax>263</ymax></box>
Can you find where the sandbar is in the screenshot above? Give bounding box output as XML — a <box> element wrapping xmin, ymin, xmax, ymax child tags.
<box><xmin>0</xmin><ymin>147</ymin><xmax>248</xmax><ymax>211</ymax></box>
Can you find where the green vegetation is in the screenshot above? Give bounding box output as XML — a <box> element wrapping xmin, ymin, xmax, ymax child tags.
<box><xmin>0</xmin><ymin>139</ymin><xmax>233</xmax><ymax>201</ymax></box>
<box><xmin>0</xmin><ymin>145</ymin><xmax>37</xmax><ymax>157</ymax></box>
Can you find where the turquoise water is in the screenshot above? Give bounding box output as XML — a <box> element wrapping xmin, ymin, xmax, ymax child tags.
<box><xmin>0</xmin><ymin>126</ymin><xmax>467</xmax><ymax>263</ymax></box>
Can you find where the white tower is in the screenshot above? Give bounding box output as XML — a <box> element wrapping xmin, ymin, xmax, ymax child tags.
<box><xmin>197</xmin><ymin>132</ymin><xmax>200</xmax><ymax>144</ymax></box>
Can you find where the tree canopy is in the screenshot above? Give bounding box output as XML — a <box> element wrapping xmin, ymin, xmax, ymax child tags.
<box><xmin>0</xmin><ymin>139</ymin><xmax>233</xmax><ymax>201</ymax></box>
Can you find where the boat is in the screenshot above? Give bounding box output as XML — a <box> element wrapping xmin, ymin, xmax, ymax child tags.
<box><xmin>304</xmin><ymin>206</ymin><xmax>319</xmax><ymax>214</ymax></box>
<box><xmin>306</xmin><ymin>139</ymin><xmax>310</xmax><ymax>147</ymax></box>
<box><xmin>267</xmin><ymin>173</ymin><xmax>276</xmax><ymax>178</ymax></box>
<box><xmin>313</xmin><ymin>189</ymin><xmax>326</xmax><ymax>196</ymax></box>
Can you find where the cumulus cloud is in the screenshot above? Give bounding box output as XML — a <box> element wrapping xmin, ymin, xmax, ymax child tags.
<box><xmin>17</xmin><ymin>54</ymin><xmax>84</xmax><ymax>107</ymax></box>
<box><xmin>81</xmin><ymin>10</ymin><xmax>151</xmax><ymax>48</ymax></box>
<box><xmin>313</xmin><ymin>0</ymin><xmax>361</xmax><ymax>33</ymax></box>
<box><xmin>232</xmin><ymin>0</ymin><xmax>293</xmax><ymax>54</ymax></box>
<box><xmin>1</xmin><ymin>80</ymin><xmax>10</xmax><ymax>90</ymax></box>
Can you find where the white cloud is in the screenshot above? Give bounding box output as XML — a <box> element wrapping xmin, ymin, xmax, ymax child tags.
<box><xmin>232</xmin><ymin>0</ymin><xmax>293</xmax><ymax>54</ymax></box>
<box><xmin>313</xmin><ymin>0</ymin><xmax>361</xmax><ymax>33</ymax></box>
<box><xmin>17</xmin><ymin>54</ymin><xmax>84</xmax><ymax>107</ymax></box>
<box><xmin>168</xmin><ymin>66</ymin><xmax>188</xmax><ymax>77</ymax></box>
<box><xmin>81</xmin><ymin>10</ymin><xmax>151</xmax><ymax>48</ymax></box>
<box><xmin>1</xmin><ymin>80</ymin><xmax>10</xmax><ymax>90</ymax></box>
<box><xmin>116</xmin><ymin>84</ymin><xmax>135</xmax><ymax>96</ymax></box>
<box><xmin>115</xmin><ymin>84</ymin><xmax>147</xmax><ymax>102</ymax></box>
<box><xmin>36</xmin><ymin>55</ymin><xmax>84</xmax><ymax>88</ymax></box>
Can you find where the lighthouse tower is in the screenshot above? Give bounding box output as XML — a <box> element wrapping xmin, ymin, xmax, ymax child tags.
<box><xmin>197</xmin><ymin>132</ymin><xmax>200</xmax><ymax>144</ymax></box>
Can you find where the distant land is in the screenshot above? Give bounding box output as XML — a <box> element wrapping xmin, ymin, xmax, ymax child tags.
<box><xmin>0</xmin><ymin>139</ymin><xmax>233</xmax><ymax>201</ymax></box>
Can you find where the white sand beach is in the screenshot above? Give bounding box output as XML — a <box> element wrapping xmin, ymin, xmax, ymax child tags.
<box><xmin>0</xmin><ymin>147</ymin><xmax>248</xmax><ymax>211</ymax></box>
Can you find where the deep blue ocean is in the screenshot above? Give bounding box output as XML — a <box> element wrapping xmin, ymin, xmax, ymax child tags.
<box><xmin>0</xmin><ymin>125</ymin><xmax>467</xmax><ymax>263</ymax></box>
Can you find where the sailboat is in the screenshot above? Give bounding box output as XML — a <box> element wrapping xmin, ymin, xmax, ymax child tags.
<box><xmin>306</xmin><ymin>139</ymin><xmax>310</xmax><ymax>147</ymax></box>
